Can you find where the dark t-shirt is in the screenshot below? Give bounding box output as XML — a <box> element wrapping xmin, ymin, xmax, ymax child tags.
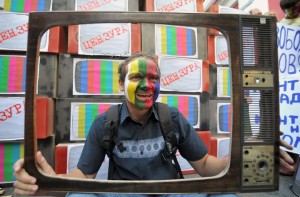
<box><xmin>77</xmin><ymin>103</ymin><xmax>208</xmax><ymax>180</ymax></box>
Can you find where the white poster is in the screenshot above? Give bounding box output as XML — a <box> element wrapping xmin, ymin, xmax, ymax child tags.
<box><xmin>0</xmin><ymin>13</ymin><xmax>48</xmax><ymax>51</ymax></box>
<box><xmin>215</xmin><ymin>35</ymin><xmax>228</xmax><ymax>65</ymax></box>
<box><xmin>155</xmin><ymin>24</ymin><xmax>198</xmax><ymax>58</ymax></box>
<box><xmin>154</xmin><ymin>0</ymin><xmax>197</xmax><ymax>12</ymax></box>
<box><xmin>76</xmin><ymin>0</ymin><xmax>128</xmax><ymax>11</ymax></box>
<box><xmin>159</xmin><ymin>57</ymin><xmax>202</xmax><ymax>92</ymax></box>
<box><xmin>277</xmin><ymin>23</ymin><xmax>300</xmax><ymax>154</ymax></box>
<box><xmin>0</xmin><ymin>97</ymin><xmax>25</xmax><ymax>141</ymax></box>
<box><xmin>78</xmin><ymin>23</ymin><xmax>131</xmax><ymax>56</ymax></box>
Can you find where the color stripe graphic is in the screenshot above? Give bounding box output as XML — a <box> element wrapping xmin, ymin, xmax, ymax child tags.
<box><xmin>72</xmin><ymin>103</ymin><xmax>115</xmax><ymax>139</ymax></box>
<box><xmin>218</xmin><ymin>103</ymin><xmax>231</xmax><ymax>133</ymax></box>
<box><xmin>0</xmin><ymin>56</ymin><xmax>26</xmax><ymax>93</ymax></box>
<box><xmin>74</xmin><ymin>60</ymin><xmax>119</xmax><ymax>94</ymax></box>
<box><xmin>0</xmin><ymin>143</ymin><xmax>24</xmax><ymax>182</ymax></box>
<box><xmin>3</xmin><ymin>0</ymin><xmax>51</xmax><ymax>12</ymax></box>
<box><xmin>222</xmin><ymin>68</ymin><xmax>231</xmax><ymax>96</ymax></box>
<box><xmin>217</xmin><ymin>67</ymin><xmax>231</xmax><ymax>97</ymax></box>
<box><xmin>157</xmin><ymin>95</ymin><xmax>198</xmax><ymax>126</ymax></box>
<box><xmin>159</xmin><ymin>25</ymin><xmax>196</xmax><ymax>56</ymax></box>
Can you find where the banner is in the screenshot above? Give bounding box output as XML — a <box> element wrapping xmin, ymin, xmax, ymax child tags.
<box><xmin>277</xmin><ymin>23</ymin><xmax>300</xmax><ymax>154</ymax></box>
<box><xmin>159</xmin><ymin>57</ymin><xmax>202</xmax><ymax>92</ymax></box>
<box><xmin>76</xmin><ymin>0</ymin><xmax>128</xmax><ymax>11</ymax></box>
<box><xmin>0</xmin><ymin>97</ymin><xmax>25</xmax><ymax>141</ymax></box>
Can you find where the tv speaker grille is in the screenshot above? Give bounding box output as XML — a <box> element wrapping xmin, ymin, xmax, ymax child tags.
<box><xmin>241</xmin><ymin>17</ymin><xmax>275</xmax><ymax>67</ymax></box>
<box><xmin>242</xmin><ymin>90</ymin><xmax>276</xmax><ymax>142</ymax></box>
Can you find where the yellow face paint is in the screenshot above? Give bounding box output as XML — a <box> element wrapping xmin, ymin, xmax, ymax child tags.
<box><xmin>124</xmin><ymin>58</ymin><xmax>160</xmax><ymax>109</ymax></box>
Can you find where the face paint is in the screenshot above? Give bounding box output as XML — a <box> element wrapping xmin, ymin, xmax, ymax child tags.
<box><xmin>124</xmin><ymin>58</ymin><xmax>160</xmax><ymax>109</ymax></box>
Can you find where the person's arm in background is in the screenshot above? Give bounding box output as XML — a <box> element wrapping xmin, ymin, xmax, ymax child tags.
<box><xmin>280</xmin><ymin>134</ymin><xmax>298</xmax><ymax>175</ymax></box>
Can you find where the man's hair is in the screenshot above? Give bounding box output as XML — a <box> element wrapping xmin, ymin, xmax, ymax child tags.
<box><xmin>118</xmin><ymin>54</ymin><xmax>160</xmax><ymax>83</ymax></box>
<box><xmin>280</xmin><ymin>0</ymin><xmax>300</xmax><ymax>10</ymax></box>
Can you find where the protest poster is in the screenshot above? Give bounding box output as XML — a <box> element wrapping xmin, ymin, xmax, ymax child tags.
<box><xmin>0</xmin><ymin>97</ymin><xmax>25</xmax><ymax>141</ymax></box>
<box><xmin>277</xmin><ymin>23</ymin><xmax>300</xmax><ymax>154</ymax></box>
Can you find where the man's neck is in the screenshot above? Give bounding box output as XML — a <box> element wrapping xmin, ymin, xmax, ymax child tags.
<box><xmin>125</xmin><ymin>101</ymin><xmax>151</xmax><ymax>124</ymax></box>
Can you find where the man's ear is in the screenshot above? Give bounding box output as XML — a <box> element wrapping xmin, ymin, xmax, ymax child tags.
<box><xmin>119</xmin><ymin>80</ymin><xmax>124</xmax><ymax>92</ymax></box>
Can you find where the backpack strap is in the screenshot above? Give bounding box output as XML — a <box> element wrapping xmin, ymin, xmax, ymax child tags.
<box><xmin>157</xmin><ymin>102</ymin><xmax>184</xmax><ymax>179</ymax></box>
<box><xmin>102</xmin><ymin>104</ymin><xmax>126</xmax><ymax>179</ymax></box>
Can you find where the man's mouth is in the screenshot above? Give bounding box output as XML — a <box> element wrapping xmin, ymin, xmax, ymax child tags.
<box><xmin>137</xmin><ymin>93</ymin><xmax>152</xmax><ymax>98</ymax></box>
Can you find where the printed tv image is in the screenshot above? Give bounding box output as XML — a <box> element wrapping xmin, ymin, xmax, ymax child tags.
<box><xmin>23</xmin><ymin>11</ymin><xmax>279</xmax><ymax>194</ymax></box>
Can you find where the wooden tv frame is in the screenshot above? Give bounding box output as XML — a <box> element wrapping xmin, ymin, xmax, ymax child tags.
<box><xmin>24</xmin><ymin>11</ymin><xmax>279</xmax><ymax>194</ymax></box>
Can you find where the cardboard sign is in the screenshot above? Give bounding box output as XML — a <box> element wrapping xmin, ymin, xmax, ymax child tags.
<box><xmin>0</xmin><ymin>97</ymin><xmax>25</xmax><ymax>141</ymax></box>
<box><xmin>154</xmin><ymin>0</ymin><xmax>197</xmax><ymax>12</ymax></box>
<box><xmin>0</xmin><ymin>55</ymin><xmax>26</xmax><ymax>94</ymax></box>
<box><xmin>0</xmin><ymin>0</ymin><xmax>52</xmax><ymax>12</ymax></box>
<box><xmin>0</xmin><ymin>143</ymin><xmax>24</xmax><ymax>182</ymax></box>
<box><xmin>217</xmin><ymin>103</ymin><xmax>231</xmax><ymax>133</ymax></box>
<box><xmin>217</xmin><ymin>67</ymin><xmax>231</xmax><ymax>97</ymax></box>
<box><xmin>157</xmin><ymin>94</ymin><xmax>200</xmax><ymax>128</ymax></box>
<box><xmin>277</xmin><ymin>23</ymin><xmax>300</xmax><ymax>154</ymax></box>
<box><xmin>211</xmin><ymin>137</ymin><xmax>230</xmax><ymax>159</ymax></box>
<box><xmin>0</xmin><ymin>12</ymin><xmax>48</xmax><ymax>51</ymax></box>
<box><xmin>70</xmin><ymin>102</ymin><xmax>120</xmax><ymax>141</ymax></box>
<box><xmin>73</xmin><ymin>58</ymin><xmax>122</xmax><ymax>95</ymax></box>
<box><xmin>78</xmin><ymin>23</ymin><xmax>131</xmax><ymax>56</ymax></box>
<box><xmin>159</xmin><ymin>57</ymin><xmax>204</xmax><ymax>92</ymax></box>
<box><xmin>76</xmin><ymin>0</ymin><xmax>128</xmax><ymax>11</ymax></box>
<box><xmin>215</xmin><ymin>35</ymin><xmax>228</xmax><ymax>65</ymax></box>
<box><xmin>155</xmin><ymin>24</ymin><xmax>198</xmax><ymax>58</ymax></box>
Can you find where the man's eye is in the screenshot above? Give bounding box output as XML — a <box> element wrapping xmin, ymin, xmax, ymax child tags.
<box><xmin>150</xmin><ymin>77</ymin><xmax>159</xmax><ymax>82</ymax></box>
<box><xmin>131</xmin><ymin>76</ymin><xmax>141</xmax><ymax>81</ymax></box>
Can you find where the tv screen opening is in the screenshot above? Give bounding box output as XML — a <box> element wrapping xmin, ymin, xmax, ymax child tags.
<box><xmin>23</xmin><ymin>11</ymin><xmax>279</xmax><ymax>194</ymax></box>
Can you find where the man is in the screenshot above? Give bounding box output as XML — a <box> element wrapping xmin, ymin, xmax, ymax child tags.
<box><xmin>13</xmin><ymin>54</ymin><xmax>234</xmax><ymax>197</ymax></box>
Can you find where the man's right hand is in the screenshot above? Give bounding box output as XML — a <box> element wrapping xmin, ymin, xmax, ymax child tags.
<box><xmin>13</xmin><ymin>151</ymin><xmax>56</xmax><ymax>195</ymax></box>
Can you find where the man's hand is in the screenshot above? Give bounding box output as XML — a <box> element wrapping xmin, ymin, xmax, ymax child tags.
<box><xmin>13</xmin><ymin>151</ymin><xmax>56</xmax><ymax>195</ymax></box>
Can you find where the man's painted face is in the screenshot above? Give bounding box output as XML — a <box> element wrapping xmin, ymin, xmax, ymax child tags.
<box><xmin>124</xmin><ymin>58</ymin><xmax>160</xmax><ymax>109</ymax></box>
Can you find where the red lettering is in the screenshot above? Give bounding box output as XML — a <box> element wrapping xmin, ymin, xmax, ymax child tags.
<box><xmin>16</xmin><ymin>23</ymin><xmax>28</xmax><ymax>35</ymax></box>
<box><xmin>161</xmin><ymin>72</ymin><xmax>180</xmax><ymax>86</ymax></box>
<box><xmin>115</xmin><ymin>27</ymin><xmax>121</xmax><ymax>35</ymax></box>
<box><xmin>121</xmin><ymin>25</ymin><xmax>128</xmax><ymax>33</ymax></box>
<box><xmin>217</xmin><ymin>50</ymin><xmax>229</xmax><ymax>61</ymax></box>
<box><xmin>167</xmin><ymin>75</ymin><xmax>175</xmax><ymax>83</ymax></box>
<box><xmin>0</xmin><ymin>102</ymin><xmax>24</xmax><ymax>122</ymax></box>
<box><xmin>103</xmin><ymin>32</ymin><xmax>110</xmax><ymax>40</ymax></box>
<box><xmin>188</xmin><ymin>64</ymin><xmax>194</xmax><ymax>72</ymax></box>
<box><xmin>82</xmin><ymin>25</ymin><xmax>128</xmax><ymax>50</ymax></box>
<box><xmin>7</xmin><ymin>29</ymin><xmax>18</xmax><ymax>38</ymax></box>
<box><xmin>161</xmin><ymin>77</ymin><xmax>170</xmax><ymax>86</ymax></box>
<box><xmin>107</xmin><ymin>29</ymin><xmax>115</xmax><ymax>39</ymax></box>
<box><xmin>95</xmin><ymin>35</ymin><xmax>104</xmax><ymax>44</ymax></box>
<box><xmin>90</xmin><ymin>38</ymin><xmax>98</xmax><ymax>46</ymax></box>
<box><xmin>0</xmin><ymin>112</ymin><xmax>7</xmax><ymax>121</ymax></box>
<box><xmin>78</xmin><ymin>0</ymin><xmax>102</xmax><ymax>11</ymax></box>
<box><xmin>82</xmin><ymin>41</ymin><xmax>93</xmax><ymax>50</ymax></box>
<box><xmin>0</xmin><ymin>31</ymin><xmax>9</xmax><ymax>42</ymax></box>
<box><xmin>14</xmin><ymin>104</ymin><xmax>22</xmax><ymax>114</ymax></box>
<box><xmin>156</xmin><ymin>0</ymin><xmax>194</xmax><ymax>12</ymax></box>
<box><xmin>194</xmin><ymin>62</ymin><xmax>200</xmax><ymax>70</ymax></box>
<box><xmin>5</xmin><ymin>107</ymin><xmax>14</xmax><ymax>118</ymax></box>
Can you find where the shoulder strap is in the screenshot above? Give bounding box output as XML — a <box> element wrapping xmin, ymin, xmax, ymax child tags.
<box><xmin>102</xmin><ymin>104</ymin><xmax>120</xmax><ymax>152</ymax></box>
<box><xmin>157</xmin><ymin>103</ymin><xmax>184</xmax><ymax>179</ymax></box>
<box><xmin>102</xmin><ymin>104</ymin><xmax>126</xmax><ymax>180</ymax></box>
